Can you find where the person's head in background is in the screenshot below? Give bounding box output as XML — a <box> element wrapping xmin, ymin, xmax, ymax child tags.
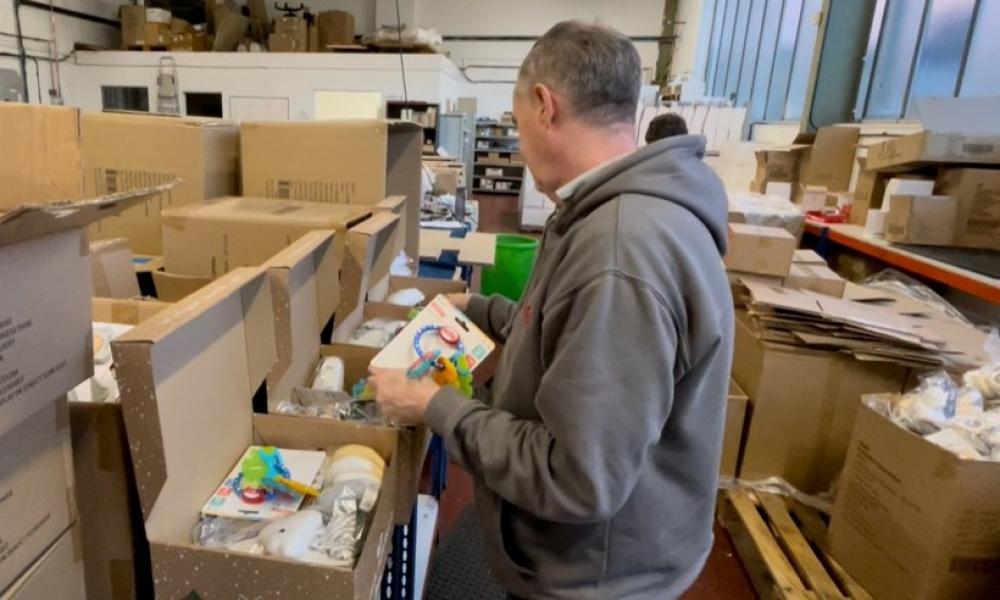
<box><xmin>512</xmin><ymin>21</ymin><xmax>641</xmax><ymax>201</ymax></box>
<box><xmin>645</xmin><ymin>112</ymin><xmax>688</xmax><ymax>144</ymax></box>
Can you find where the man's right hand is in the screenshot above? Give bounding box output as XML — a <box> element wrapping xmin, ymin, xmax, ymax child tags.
<box><xmin>447</xmin><ymin>293</ymin><xmax>472</xmax><ymax>311</ymax></box>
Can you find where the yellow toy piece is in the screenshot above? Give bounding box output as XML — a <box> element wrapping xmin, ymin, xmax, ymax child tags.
<box><xmin>431</xmin><ymin>356</ymin><xmax>459</xmax><ymax>387</ymax></box>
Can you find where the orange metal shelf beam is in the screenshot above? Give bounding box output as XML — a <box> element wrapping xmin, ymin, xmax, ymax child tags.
<box><xmin>805</xmin><ymin>222</ymin><xmax>1000</xmax><ymax>304</ymax></box>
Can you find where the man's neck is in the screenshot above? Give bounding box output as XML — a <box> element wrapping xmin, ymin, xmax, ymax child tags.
<box><xmin>554</xmin><ymin>123</ymin><xmax>636</xmax><ymax>189</ymax></box>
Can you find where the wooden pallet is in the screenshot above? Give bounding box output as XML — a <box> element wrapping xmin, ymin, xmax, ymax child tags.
<box><xmin>718</xmin><ymin>489</ymin><xmax>872</xmax><ymax>600</ymax></box>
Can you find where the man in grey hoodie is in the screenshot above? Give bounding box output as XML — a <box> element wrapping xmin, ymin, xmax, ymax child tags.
<box><xmin>370</xmin><ymin>20</ymin><xmax>734</xmax><ymax>599</ymax></box>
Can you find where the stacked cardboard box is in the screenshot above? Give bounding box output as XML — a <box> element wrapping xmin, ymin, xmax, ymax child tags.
<box><xmin>853</xmin><ymin>98</ymin><xmax>1000</xmax><ymax>248</ymax></box>
<box><xmin>240</xmin><ymin>120</ymin><xmax>423</xmax><ymax>258</ymax></box>
<box><xmin>723</xmin><ymin>223</ymin><xmax>796</xmax><ymax>299</ymax></box>
<box><xmin>82</xmin><ymin>112</ymin><xmax>241</xmax><ymax>255</ymax></box>
<box><xmin>0</xmin><ymin>110</ymin><xmax>167</xmax><ymax>596</ymax></box>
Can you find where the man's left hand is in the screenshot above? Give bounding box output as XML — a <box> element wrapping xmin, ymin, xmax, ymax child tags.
<box><xmin>368</xmin><ymin>367</ymin><xmax>440</xmax><ymax>426</ymax></box>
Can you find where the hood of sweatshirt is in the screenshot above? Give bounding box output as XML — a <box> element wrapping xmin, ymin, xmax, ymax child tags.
<box><xmin>552</xmin><ymin>134</ymin><xmax>729</xmax><ymax>255</ymax></box>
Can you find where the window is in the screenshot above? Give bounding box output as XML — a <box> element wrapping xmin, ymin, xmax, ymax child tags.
<box><xmin>185</xmin><ymin>92</ymin><xmax>224</xmax><ymax>118</ymax></box>
<box><xmin>702</xmin><ymin>0</ymin><xmax>823</xmax><ymax>122</ymax></box>
<box><xmin>101</xmin><ymin>86</ymin><xmax>149</xmax><ymax>112</ymax></box>
<box><xmin>857</xmin><ymin>0</ymin><xmax>992</xmax><ymax>120</ymax></box>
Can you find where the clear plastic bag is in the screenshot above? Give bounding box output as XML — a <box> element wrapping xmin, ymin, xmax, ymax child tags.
<box><xmin>349</xmin><ymin>318</ymin><xmax>408</xmax><ymax>349</ymax></box>
<box><xmin>193</xmin><ymin>516</ymin><xmax>267</xmax><ymax>548</ymax></box>
<box><xmin>861</xmin><ymin>269</ymin><xmax>973</xmax><ymax>325</ymax></box>
<box><xmin>890</xmin><ymin>371</ymin><xmax>959</xmax><ymax>435</ymax></box>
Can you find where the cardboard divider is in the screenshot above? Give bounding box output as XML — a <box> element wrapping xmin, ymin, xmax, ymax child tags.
<box><xmin>336</xmin><ymin>212</ymin><xmax>403</xmax><ymax>332</ymax></box>
<box><xmin>263</xmin><ymin>230</ymin><xmax>340</xmax><ymax>407</ymax></box>
<box><xmin>113</xmin><ymin>267</ymin><xmax>397</xmax><ymax>598</ymax></box>
<box><xmin>90</xmin><ymin>237</ymin><xmax>141</xmax><ymax>299</ymax></box>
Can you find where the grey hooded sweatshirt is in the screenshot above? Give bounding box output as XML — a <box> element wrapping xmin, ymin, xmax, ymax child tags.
<box><xmin>425</xmin><ymin>135</ymin><xmax>734</xmax><ymax>599</ymax></box>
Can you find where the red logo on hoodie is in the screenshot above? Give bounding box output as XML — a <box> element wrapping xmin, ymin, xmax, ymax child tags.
<box><xmin>521</xmin><ymin>302</ymin><xmax>532</xmax><ymax>325</ymax></box>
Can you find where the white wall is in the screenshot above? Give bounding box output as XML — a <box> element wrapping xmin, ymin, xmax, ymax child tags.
<box><xmin>416</xmin><ymin>0</ymin><xmax>666</xmax><ymax>119</ymax></box>
<box><xmin>0</xmin><ymin>0</ymin><xmax>118</xmax><ymax>103</ymax></box>
<box><xmin>64</xmin><ymin>51</ymin><xmax>465</xmax><ymax>120</ymax></box>
<box><xmin>670</xmin><ymin>0</ymin><xmax>707</xmax><ymax>79</ymax></box>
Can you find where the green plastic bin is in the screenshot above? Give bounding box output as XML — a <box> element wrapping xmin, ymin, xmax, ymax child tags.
<box><xmin>481</xmin><ymin>234</ymin><xmax>540</xmax><ymax>301</ymax></box>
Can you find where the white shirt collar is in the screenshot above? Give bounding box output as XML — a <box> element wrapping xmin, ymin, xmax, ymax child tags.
<box><xmin>554</xmin><ymin>154</ymin><xmax>628</xmax><ymax>201</ymax></box>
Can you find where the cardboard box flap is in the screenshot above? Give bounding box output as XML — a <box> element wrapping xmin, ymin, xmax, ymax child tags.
<box><xmin>351</xmin><ymin>211</ymin><xmax>400</xmax><ymax>236</ymax></box>
<box><xmin>93</xmin><ymin>110</ymin><xmax>234</xmax><ymax>129</ymax></box>
<box><xmin>92</xmin><ymin>297</ymin><xmax>172</xmax><ymax>324</ymax></box>
<box><xmin>162</xmin><ymin>196</ymin><xmax>371</xmax><ymax>229</ymax></box>
<box><xmin>0</xmin><ymin>182</ymin><xmax>176</xmax><ymax>248</ymax></box>
<box><xmin>375</xmin><ymin>195</ymin><xmax>407</xmax><ymax>212</ymax></box>
<box><xmin>912</xmin><ymin>97</ymin><xmax>1000</xmax><ymax>136</ymax></box>
<box><xmin>264</xmin><ymin>231</ymin><xmax>341</xmax><ymax>404</ymax></box>
<box><xmin>113</xmin><ymin>267</ymin><xmax>275</xmax><ymax>520</ymax></box>
<box><xmin>151</xmin><ymin>270</ymin><xmax>213</xmax><ymax>302</ymax></box>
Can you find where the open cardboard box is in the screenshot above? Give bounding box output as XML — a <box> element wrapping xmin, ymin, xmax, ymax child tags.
<box><xmin>113</xmin><ymin>267</ymin><xmax>398</xmax><ymax>598</ymax></box>
<box><xmin>69</xmin><ymin>297</ymin><xmax>173</xmax><ymax>600</ymax></box>
<box><xmin>263</xmin><ymin>235</ymin><xmax>426</xmax><ymax>525</ymax></box>
<box><xmin>0</xmin><ymin>185</ymin><xmax>170</xmax><ymax>440</ymax></box>
<box><xmin>829</xmin><ymin>396</ymin><xmax>1000</xmax><ymax>600</ymax></box>
<box><xmin>240</xmin><ymin>119</ymin><xmax>422</xmax><ymax>259</ymax></box>
<box><xmin>720</xmin><ymin>380</ymin><xmax>748</xmax><ymax>478</ymax></box>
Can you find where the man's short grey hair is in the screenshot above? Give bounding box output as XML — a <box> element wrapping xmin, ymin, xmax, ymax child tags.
<box><xmin>518</xmin><ymin>21</ymin><xmax>641</xmax><ymax>127</ymax></box>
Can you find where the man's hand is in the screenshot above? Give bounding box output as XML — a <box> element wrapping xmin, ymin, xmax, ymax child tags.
<box><xmin>368</xmin><ymin>367</ymin><xmax>441</xmax><ymax>426</ymax></box>
<box><xmin>446</xmin><ymin>293</ymin><xmax>471</xmax><ymax>311</ymax></box>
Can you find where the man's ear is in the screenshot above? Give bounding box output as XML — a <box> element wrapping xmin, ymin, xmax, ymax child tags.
<box><xmin>533</xmin><ymin>83</ymin><xmax>557</xmax><ymax>130</ymax></box>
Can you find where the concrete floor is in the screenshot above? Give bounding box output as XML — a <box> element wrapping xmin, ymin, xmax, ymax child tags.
<box><xmin>425</xmin><ymin>193</ymin><xmax>758</xmax><ymax>598</ymax></box>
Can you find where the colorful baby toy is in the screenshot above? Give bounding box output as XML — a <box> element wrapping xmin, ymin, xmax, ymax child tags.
<box><xmin>233</xmin><ymin>446</ymin><xmax>320</xmax><ymax>504</ymax></box>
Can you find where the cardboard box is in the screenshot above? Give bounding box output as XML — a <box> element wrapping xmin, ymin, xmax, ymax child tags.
<box><xmin>161</xmin><ymin>196</ymin><xmax>369</xmax><ymax>279</ymax></box>
<box><xmin>829</xmin><ymin>397</ymin><xmax>1000</xmax><ymax>600</ymax></box>
<box><xmin>270</xmin><ymin>16</ymin><xmax>307</xmax><ymax>52</ymax></box>
<box><xmin>791</xmin><ymin>249</ymin><xmax>824</xmax><ymax>265</ymax></box>
<box><xmin>69</xmin><ymin>298</ymin><xmax>168</xmax><ymax>600</ymax></box>
<box><xmin>936</xmin><ymin>167</ymin><xmax>1000</xmax><ymax>250</ymax></box>
<box><xmin>113</xmin><ymin>268</ymin><xmax>397</xmax><ymax>598</ymax></box>
<box><xmin>866</xmin><ymin>97</ymin><xmax>1000</xmax><ymax>171</ymax></box>
<box><xmin>732</xmin><ymin>311</ymin><xmax>908</xmax><ymax>493</ymax></box>
<box><xmin>752</xmin><ymin>145</ymin><xmax>808</xmax><ymax>184</ymax></box>
<box><xmin>850</xmin><ymin>166</ymin><xmax>933</xmax><ymax>226</ymax></box>
<box><xmin>0</xmin><ymin>104</ymin><xmax>83</xmax><ymax>209</ymax></box>
<box><xmin>317</xmin><ymin>10</ymin><xmax>355</xmax><ymax>47</ymax></box>
<box><xmin>723</xmin><ymin>224</ymin><xmax>796</xmax><ymax>277</ymax></box>
<box><xmin>82</xmin><ymin>112</ymin><xmax>240</xmax><ymax>254</ymax></box>
<box><xmin>885</xmin><ymin>194</ymin><xmax>959</xmax><ymax>246</ymax></box>
<box><xmin>0</xmin><ymin>188</ymin><xmax>161</xmax><ymax>439</ymax></box>
<box><xmin>0</xmin><ymin>523</ymin><xmax>85</xmax><ymax>600</ymax></box>
<box><xmin>120</xmin><ymin>5</ymin><xmax>146</xmax><ymax>48</ymax></box>
<box><xmin>90</xmin><ymin>238</ymin><xmax>140</xmax><ymax>298</ymax></box>
<box><xmin>263</xmin><ymin>231</ymin><xmax>341</xmax><ymax>407</ymax></box>
<box><xmin>801</xmin><ymin>126</ymin><xmax>860</xmax><ymax>192</ymax></box>
<box><xmin>70</xmin><ymin>399</ymin><xmax>151</xmax><ymax>600</ymax></box>
<box><xmin>91</xmin><ymin>297</ymin><xmax>172</xmax><ymax>324</ymax></box>
<box><xmin>240</xmin><ymin>120</ymin><xmax>423</xmax><ymax>258</ymax></box>
<box><xmin>0</xmin><ymin>398</ymin><xmax>77</xmax><ymax>593</ymax></box>
<box><xmin>721</xmin><ymin>380</ymin><xmax>748</xmax><ymax>478</ymax></box>
<box><xmin>784</xmin><ymin>263</ymin><xmax>846</xmax><ymax>297</ymax></box>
